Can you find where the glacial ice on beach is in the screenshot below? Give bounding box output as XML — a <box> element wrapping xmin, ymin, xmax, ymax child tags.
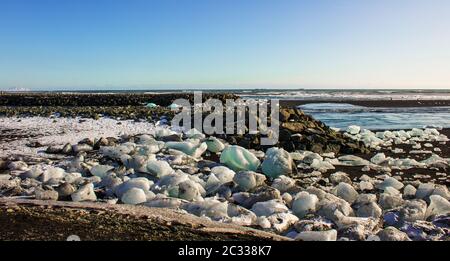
<box><xmin>346</xmin><ymin>125</ymin><xmax>361</xmax><ymax>135</ymax></box>
<box><xmin>121</xmin><ymin>188</ymin><xmax>147</xmax><ymax>205</ymax></box>
<box><xmin>261</xmin><ymin>147</ymin><xmax>293</xmax><ymax>178</ymax></box>
<box><xmin>220</xmin><ymin>145</ymin><xmax>260</xmax><ymax>172</ymax></box>
<box><xmin>90</xmin><ymin>165</ymin><xmax>114</xmax><ymax>179</ymax></box>
<box><xmin>71</xmin><ymin>183</ymin><xmax>97</xmax><ymax>202</ymax></box>
<box><xmin>165</xmin><ymin>141</ymin><xmax>207</xmax><ymax>158</ymax></box>
<box><xmin>205</xmin><ymin>137</ymin><xmax>225</xmax><ymax>153</ymax></box>
<box><xmin>146</xmin><ymin>160</ymin><xmax>174</xmax><ymax>177</ymax></box>
<box><xmin>377</xmin><ymin>177</ymin><xmax>404</xmax><ymax>191</ymax></box>
<box><xmin>292</xmin><ymin>191</ymin><xmax>319</xmax><ymax>218</ymax></box>
<box><xmin>251</xmin><ymin>200</ymin><xmax>289</xmax><ymax>217</ymax></box>
<box><xmin>296</xmin><ymin>229</ymin><xmax>337</xmax><ymax>241</ymax></box>
<box><xmin>426</xmin><ymin>195</ymin><xmax>450</xmax><ymax>218</ymax></box>
<box><xmin>114</xmin><ymin>177</ymin><xmax>152</xmax><ymax>199</ymax></box>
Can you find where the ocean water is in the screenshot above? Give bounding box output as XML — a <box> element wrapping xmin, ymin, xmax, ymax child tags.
<box><xmin>298</xmin><ymin>103</ymin><xmax>450</xmax><ymax>130</ymax></box>
<box><xmin>5</xmin><ymin>88</ymin><xmax>450</xmax><ymax>130</ymax></box>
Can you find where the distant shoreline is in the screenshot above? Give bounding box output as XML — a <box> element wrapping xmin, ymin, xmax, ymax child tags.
<box><xmin>2</xmin><ymin>92</ymin><xmax>450</xmax><ymax>108</ymax></box>
<box><xmin>279</xmin><ymin>99</ymin><xmax>450</xmax><ymax>108</ymax></box>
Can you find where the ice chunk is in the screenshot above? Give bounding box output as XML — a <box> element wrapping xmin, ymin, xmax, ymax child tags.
<box><xmin>145</xmin><ymin>103</ymin><xmax>158</xmax><ymax>108</ymax></box>
<box><xmin>251</xmin><ymin>200</ymin><xmax>288</xmax><ymax>217</ymax></box>
<box><xmin>377</xmin><ymin>177</ymin><xmax>404</xmax><ymax>191</ymax></box>
<box><xmin>310</xmin><ymin>159</ymin><xmax>335</xmax><ymax>172</ymax></box>
<box><xmin>371</xmin><ymin>153</ymin><xmax>387</xmax><ymax>165</ymax></box>
<box><xmin>211</xmin><ymin>166</ymin><xmax>235</xmax><ymax>183</ymax></box>
<box><xmin>40</xmin><ymin>167</ymin><xmax>65</xmax><ymax>183</ymax></box>
<box><xmin>399</xmin><ymin>200</ymin><xmax>427</xmax><ymax>222</ymax></box>
<box><xmin>233</xmin><ymin>171</ymin><xmax>266</xmax><ymax>192</ymax></box>
<box><xmin>403</xmin><ymin>185</ymin><xmax>417</xmax><ymax>198</ymax></box>
<box><xmin>165</xmin><ymin>141</ymin><xmax>207</xmax><ymax>158</ymax></box>
<box><xmin>426</xmin><ymin>195</ymin><xmax>450</xmax><ymax>218</ymax></box>
<box><xmin>146</xmin><ymin>160</ymin><xmax>174</xmax><ymax>177</ymax></box>
<box><xmin>205</xmin><ymin>137</ymin><xmax>225</xmax><ymax>153</ymax></box>
<box><xmin>126</xmin><ymin>155</ymin><xmax>155</xmax><ymax>172</ymax></box>
<box><xmin>90</xmin><ymin>165</ymin><xmax>114</xmax><ymax>179</ymax></box>
<box><xmin>121</xmin><ymin>188</ymin><xmax>147</xmax><ymax>205</ymax></box>
<box><xmin>71</xmin><ymin>183</ymin><xmax>97</xmax><ymax>202</ymax></box>
<box><xmin>292</xmin><ymin>191</ymin><xmax>319</xmax><ymax>218</ymax></box>
<box><xmin>271</xmin><ymin>175</ymin><xmax>295</xmax><ymax>193</ymax></box>
<box><xmin>356</xmin><ymin>201</ymin><xmax>382</xmax><ymax>219</ymax></box>
<box><xmin>114</xmin><ymin>177</ymin><xmax>151</xmax><ymax>198</ymax></box>
<box><xmin>296</xmin><ymin>230</ymin><xmax>337</xmax><ymax>241</ymax></box>
<box><xmin>183</xmin><ymin>198</ymin><xmax>229</xmax><ymax>220</ymax></box>
<box><xmin>415</xmin><ymin>183</ymin><xmax>435</xmax><ymax>200</ymax></box>
<box><xmin>185</xmin><ymin>128</ymin><xmax>205</xmax><ymax>139</ymax></box>
<box><xmin>333</xmin><ymin>182</ymin><xmax>359</xmax><ymax>204</ymax></box>
<box><xmin>261</xmin><ymin>147</ymin><xmax>293</xmax><ymax>178</ymax></box>
<box><xmin>21</xmin><ymin>165</ymin><xmax>43</xmax><ymax>179</ymax></box>
<box><xmin>220</xmin><ymin>145</ymin><xmax>260</xmax><ymax>172</ymax></box>
<box><xmin>346</xmin><ymin>125</ymin><xmax>361</xmax><ymax>135</ymax></box>
<box><xmin>266</xmin><ymin>213</ymin><xmax>299</xmax><ymax>233</ymax></box>
<box><xmin>337</xmin><ymin>155</ymin><xmax>371</xmax><ymax>166</ymax></box>
<box><xmin>177</xmin><ymin>180</ymin><xmax>201</xmax><ymax>201</ymax></box>
<box><xmin>359</xmin><ymin>181</ymin><xmax>374</xmax><ymax>191</ymax></box>
<box><xmin>329</xmin><ymin>171</ymin><xmax>351</xmax><ymax>185</ymax></box>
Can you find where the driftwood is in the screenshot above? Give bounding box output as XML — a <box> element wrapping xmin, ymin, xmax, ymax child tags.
<box><xmin>0</xmin><ymin>198</ymin><xmax>289</xmax><ymax>241</ymax></box>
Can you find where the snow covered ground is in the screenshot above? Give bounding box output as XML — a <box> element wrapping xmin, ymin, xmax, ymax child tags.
<box><xmin>0</xmin><ymin>117</ymin><xmax>164</xmax><ymax>158</ymax></box>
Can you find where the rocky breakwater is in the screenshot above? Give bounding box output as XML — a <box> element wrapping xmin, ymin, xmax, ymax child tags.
<box><xmin>221</xmin><ymin>107</ymin><xmax>370</xmax><ymax>155</ymax></box>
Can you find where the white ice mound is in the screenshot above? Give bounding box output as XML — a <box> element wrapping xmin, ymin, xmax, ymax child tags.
<box><xmin>337</xmin><ymin>155</ymin><xmax>371</xmax><ymax>166</ymax></box>
<box><xmin>426</xmin><ymin>195</ymin><xmax>450</xmax><ymax>218</ymax></box>
<box><xmin>205</xmin><ymin>137</ymin><xmax>225</xmax><ymax>153</ymax></box>
<box><xmin>146</xmin><ymin>160</ymin><xmax>174</xmax><ymax>177</ymax></box>
<box><xmin>114</xmin><ymin>177</ymin><xmax>152</xmax><ymax>199</ymax></box>
<box><xmin>184</xmin><ymin>128</ymin><xmax>205</xmax><ymax>139</ymax></box>
<box><xmin>371</xmin><ymin>153</ymin><xmax>387</xmax><ymax>165</ymax></box>
<box><xmin>121</xmin><ymin>187</ymin><xmax>147</xmax><ymax>205</ymax></box>
<box><xmin>296</xmin><ymin>229</ymin><xmax>337</xmax><ymax>241</ymax></box>
<box><xmin>40</xmin><ymin>167</ymin><xmax>65</xmax><ymax>183</ymax></box>
<box><xmin>155</xmin><ymin>128</ymin><xmax>178</xmax><ymax>138</ymax></box>
<box><xmin>261</xmin><ymin>147</ymin><xmax>293</xmax><ymax>178</ymax></box>
<box><xmin>346</xmin><ymin>125</ymin><xmax>361</xmax><ymax>135</ymax></box>
<box><xmin>211</xmin><ymin>166</ymin><xmax>236</xmax><ymax>183</ymax></box>
<box><xmin>271</xmin><ymin>175</ymin><xmax>296</xmax><ymax>193</ymax></box>
<box><xmin>165</xmin><ymin>141</ymin><xmax>207</xmax><ymax>158</ymax></box>
<box><xmin>233</xmin><ymin>171</ymin><xmax>266</xmax><ymax>192</ymax></box>
<box><xmin>292</xmin><ymin>191</ymin><xmax>319</xmax><ymax>218</ymax></box>
<box><xmin>90</xmin><ymin>164</ymin><xmax>114</xmax><ymax>179</ymax></box>
<box><xmin>377</xmin><ymin>177</ymin><xmax>404</xmax><ymax>191</ymax></box>
<box><xmin>71</xmin><ymin>183</ymin><xmax>97</xmax><ymax>202</ymax></box>
<box><xmin>333</xmin><ymin>182</ymin><xmax>359</xmax><ymax>204</ymax></box>
<box><xmin>183</xmin><ymin>198</ymin><xmax>229</xmax><ymax>220</ymax></box>
<box><xmin>251</xmin><ymin>199</ymin><xmax>288</xmax><ymax>217</ymax></box>
<box><xmin>220</xmin><ymin>145</ymin><xmax>260</xmax><ymax>172</ymax></box>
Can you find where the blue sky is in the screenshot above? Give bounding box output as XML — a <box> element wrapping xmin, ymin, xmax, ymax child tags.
<box><xmin>0</xmin><ymin>0</ymin><xmax>449</xmax><ymax>90</ymax></box>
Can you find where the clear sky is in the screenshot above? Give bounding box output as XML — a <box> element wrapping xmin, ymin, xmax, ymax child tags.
<box><xmin>0</xmin><ymin>0</ymin><xmax>449</xmax><ymax>90</ymax></box>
